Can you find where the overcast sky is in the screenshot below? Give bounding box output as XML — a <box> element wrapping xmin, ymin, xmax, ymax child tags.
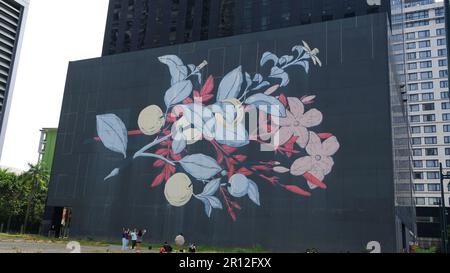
<box><xmin>0</xmin><ymin>0</ymin><xmax>109</xmax><ymax>170</ymax></box>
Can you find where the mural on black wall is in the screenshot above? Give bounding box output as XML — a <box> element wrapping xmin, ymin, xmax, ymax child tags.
<box><xmin>94</xmin><ymin>41</ymin><xmax>340</xmax><ymax>221</ymax></box>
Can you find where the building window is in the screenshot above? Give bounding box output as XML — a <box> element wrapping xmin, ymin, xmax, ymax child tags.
<box><xmin>441</xmin><ymin>92</ymin><xmax>449</xmax><ymax>99</ymax></box>
<box><xmin>427</xmin><ymin>172</ymin><xmax>440</xmax><ymax>180</ymax></box>
<box><xmin>436</xmin><ymin>28</ymin><xmax>446</xmax><ymax>36</ymax></box>
<box><xmin>409</xmin><ymin>104</ymin><xmax>420</xmax><ymax>112</ymax></box>
<box><xmin>407</xmin><ymin>62</ymin><xmax>417</xmax><ymax>70</ymax></box>
<box><xmin>420</xmin><ymin>71</ymin><xmax>433</xmax><ymax>79</ymax></box>
<box><xmin>416</xmin><ymin>197</ymin><xmax>426</xmax><ymax>206</ymax></box>
<box><xmin>441</xmin><ymin>81</ymin><xmax>449</xmax><ymax>88</ymax></box>
<box><xmin>410</xmin><ymin>115</ymin><xmax>420</xmax><ymax>123</ymax></box>
<box><xmin>408</xmin><ymin>73</ymin><xmax>418</xmax><ymax>81</ymax></box>
<box><xmin>444</xmin><ymin>125</ymin><xmax>450</xmax><ymax>132</ymax></box>
<box><xmin>424</xmin><ymin>125</ymin><xmax>436</xmax><ymax>133</ymax></box>
<box><xmin>414</xmin><ymin>172</ymin><xmax>424</xmax><ymax>179</ymax></box>
<box><xmin>444</xmin><ymin>113</ymin><xmax>450</xmax><ymax>121</ymax></box>
<box><xmin>426</xmin><ymin>160</ymin><xmax>439</xmax><ymax>168</ymax></box>
<box><xmin>413</xmin><ymin>149</ymin><xmax>422</xmax><ymax>156</ymax></box>
<box><xmin>418</xmin><ymin>40</ymin><xmax>431</xmax><ymax>48</ymax></box>
<box><xmin>413</xmin><ymin>160</ymin><xmax>423</xmax><ymax>168</ymax></box>
<box><xmin>411</xmin><ymin>126</ymin><xmax>421</xmax><ymax>134</ymax></box>
<box><xmin>447</xmin><ymin>160</ymin><xmax>450</xmax><ymax>168</ymax></box>
<box><xmin>428</xmin><ymin>197</ymin><xmax>441</xmax><ymax>205</ymax></box>
<box><xmin>419</xmin><ymin>51</ymin><xmax>432</xmax><ymax>59</ymax></box>
<box><xmin>418</xmin><ymin>30</ymin><xmax>430</xmax><ymax>38</ymax></box>
<box><xmin>424</xmin><ymin>137</ymin><xmax>437</xmax><ymax>144</ymax></box>
<box><xmin>410</xmin><ymin>94</ymin><xmax>419</xmax><ymax>101</ymax></box>
<box><xmin>423</xmin><ymin>114</ymin><xmax>435</xmax><ymax>122</ymax></box>
<box><xmin>438</xmin><ymin>49</ymin><xmax>447</xmax><ymax>57</ymax></box>
<box><xmin>422</xmin><ymin>103</ymin><xmax>435</xmax><ymax>111</ymax></box>
<box><xmin>428</xmin><ymin>184</ymin><xmax>441</xmax><ymax>191</ymax></box>
<box><xmin>439</xmin><ymin>59</ymin><xmax>447</xmax><ymax>67</ymax></box>
<box><xmin>442</xmin><ymin>102</ymin><xmax>450</xmax><ymax>110</ymax></box>
<box><xmin>445</xmin><ymin>136</ymin><xmax>450</xmax><ymax>144</ymax></box>
<box><xmin>406</xmin><ymin>32</ymin><xmax>416</xmax><ymax>40</ymax></box>
<box><xmin>425</xmin><ymin>148</ymin><xmax>438</xmax><ymax>156</ymax></box>
<box><xmin>406</xmin><ymin>42</ymin><xmax>416</xmax><ymax>50</ymax></box>
<box><xmin>414</xmin><ymin>184</ymin><xmax>425</xmax><ymax>192</ymax></box>
<box><xmin>439</xmin><ymin>70</ymin><xmax>448</xmax><ymax>78</ymax></box>
<box><xmin>446</xmin><ymin>148</ymin><xmax>450</xmax><ymax>156</ymax></box>
<box><xmin>409</xmin><ymin>83</ymin><xmax>419</xmax><ymax>91</ymax></box>
<box><xmin>420</xmin><ymin>61</ymin><xmax>432</xmax><ymax>68</ymax></box>
<box><xmin>437</xmin><ymin>38</ymin><xmax>446</xmax><ymax>46</ymax></box>
<box><xmin>422</xmin><ymin>93</ymin><xmax>434</xmax><ymax>100</ymax></box>
<box><xmin>407</xmin><ymin>52</ymin><xmax>417</xmax><ymax>60</ymax></box>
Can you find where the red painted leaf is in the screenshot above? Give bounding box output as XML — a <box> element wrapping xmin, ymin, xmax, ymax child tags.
<box><xmin>153</xmin><ymin>160</ymin><xmax>165</xmax><ymax>168</ymax></box>
<box><xmin>303</xmin><ymin>172</ymin><xmax>327</xmax><ymax>189</ymax></box>
<box><xmin>202</xmin><ymin>94</ymin><xmax>214</xmax><ymax>102</ymax></box>
<box><xmin>318</xmin><ymin>133</ymin><xmax>333</xmax><ymax>139</ymax></box>
<box><xmin>128</xmin><ymin>130</ymin><xmax>142</xmax><ymax>136</ymax></box>
<box><xmin>227</xmin><ymin>208</ymin><xmax>237</xmax><ymax>222</ymax></box>
<box><xmin>167</xmin><ymin>164</ymin><xmax>176</xmax><ymax>174</ymax></box>
<box><xmin>230</xmin><ymin>201</ymin><xmax>242</xmax><ymax>210</ymax></box>
<box><xmin>234</xmin><ymin>155</ymin><xmax>247</xmax><ymax>162</ymax></box>
<box><xmin>155</xmin><ymin>149</ymin><xmax>169</xmax><ymax>156</ymax></box>
<box><xmin>222</xmin><ymin>145</ymin><xmax>237</xmax><ymax>154</ymax></box>
<box><xmin>171</xmin><ymin>153</ymin><xmax>182</xmax><ymax>161</ymax></box>
<box><xmin>284</xmin><ymin>185</ymin><xmax>311</xmax><ymax>197</ymax></box>
<box><xmin>279</xmin><ymin>93</ymin><xmax>288</xmax><ymax>107</ymax></box>
<box><xmin>237</xmin><ymin>168</ymin><xmax>252</xmax><ymax>176</ymax></box>
<box><xmin>151</xmin><ymin>173</ymin><xmax>165</xmax><ymax>188</ymax></box>
<box><xmin>160</xmin><ymin>140</ymin><xmax>172</xmax><ymax>146</ymax></box>
<box><xmin>252</xmin><ymin>165</ymin><xmax>271</xmax><ymax>171</ymax></box>
<box><xmin>201</xmin><ymin>75</ymin><xmax>214</xmax><ymax>95</ymax></box>
<box><xmin>183</xmin><ymin>97</ymin><xmax>193</xmax><ymax>104</ymax></box>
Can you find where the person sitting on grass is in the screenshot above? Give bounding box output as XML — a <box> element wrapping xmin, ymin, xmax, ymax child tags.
<box><xmin>163</xmin><ymin>242</ymin><xmax>173</xmax><ymax>253</ymax></box>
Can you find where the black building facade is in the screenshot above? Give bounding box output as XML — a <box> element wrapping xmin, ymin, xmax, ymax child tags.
<box><xmin>102</xmin><ymin>0</ymin><xmax>391</xmax><ymax>56</ymax></box>
<box><xmin>45</xmin><ymin>0</ymin><xmax>417</xmax><ymax>251</ymax></box>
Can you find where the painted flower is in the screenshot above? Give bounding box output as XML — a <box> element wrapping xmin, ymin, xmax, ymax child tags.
<box><xmin>274</xmin><ymin>97</ymin><xmax>323</xmax><ymax>148</ymax></box>
<box><xmin>290</xmin><ymin>132</ymin><xmax>340</xmax><ymax>189</ymax></box>
<box><xmin>302</xmin><ymin>41</ymin><xmax>322</xmax><ymax>67</ymax></box>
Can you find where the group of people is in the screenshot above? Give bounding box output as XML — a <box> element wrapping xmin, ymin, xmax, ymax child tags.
<box><xmin>121</xmin><ymin>228</ymin><xmax>146</xmax><ymax>252</ymax></box>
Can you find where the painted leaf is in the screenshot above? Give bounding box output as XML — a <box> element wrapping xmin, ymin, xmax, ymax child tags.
<box><xmin>270</xmin><ymin>67</ymin><xmax>290</xmax><ymax>87</ymax></box>
<box><xmin>273</xmin><ymin>166</ymin><xmax>290</xmax><ymax>174</ymax></box>
<box><xmin>264</xmin><ymin>85</ymin><xmax>280</xmax><ymax>95</ymax></box>
<box><xmin>202</xmin><ymin>198</ymin><xmax>213</xmax><ymax>218</ymax></box>
<box><xmin>151</xmin><ymin>172</ymin><xmax>165</xmax><ymax>187</ymax></box>
<box><xmin>253</xmin><ymin>73</ymin><xmax>263</xmax><ymax>83</ymax></box>
<box><xmin>96</xmin><ymin>114</ymin><xmax>128</xmax><ymax>158</ymax></box>
<box><xmin>200</xmin><ymin>178</ymin><xmax>221</xmax><ymax>196</ymax></box>
<box><xmin>260</xmin><ymin>52</ymin><xmax>279</xmax><ymax>66</ymax></box>
<box><xmin>245</xmin><ymin>93</ymin><xmax>287</xmax><ymax>117</ymax></box>
<box><xmin>104</xmin><ymin>168</ymin><xmax>119</xmax><ymax>181</ymax></box>
<box><xmin>201</xmin><ymin>75</ymin><xmax>214</xmax><ymax>95</ymax></box>
<box><xmin>216</xmin><ymin>123</ymin><xmax>249</xmax><ymax>147</ymax></box>
<box><xmin>292</xmin><ymin>45</ymin><xmax>305</xmax><ymax>57</ymax></box>
<box><xmin>284</xmin><ymin>185</ymin><xmax>311</xmax><ymax>197</ymax></box>
<box><xmin>164</xmin><ymin>80</ymin><xmax>193</xmax><ymax>107</ymax></box>
<box><xmin>279</xmin><ymin>55</ymin><xmax>294</xmax><ymax>66</ymax></box>
<box><xmin>217</xmin><ymin>66</ymin><xmax>243</xmax><ymax>101</ymax></box>
<box><xmin>158</xmin><ymin>55</ymin><xmax>188</xmax><ymax>85</ymax></box>
<box><xmin>206</xmin><ymin>196</ymin><xmax>223</xmax><ymax>209</ymax></box>
<box><xmin>252</xmin><ymin>81</ymin><xmax>270</xmax><ymax>91</ymax></box>
<box><xmin>247</xmin><ymin>179</ymin><xmax>260</xmax><ymax>206</ymax></box>
<box><xmin>245</xmin><ymin>72</ymin><xmax>252</xmax><ymax>90</ymax></box>
<box><xmin>179</xmin><ymin>154</ymin><xmax>222</xmax><ymax>180</ymax></box>
<box><xmin>172</xmin><ymin>133</ymin><xmax>187</xmax><ymax>154</ymax></box>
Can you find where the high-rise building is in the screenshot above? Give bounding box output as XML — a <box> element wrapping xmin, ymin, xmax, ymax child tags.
<box><xmin>45</xmin><ymin>0</ymin><xmax>416</xmax><ymax>252</ymax></box>
<box><xmin>391</xmin><ymin>0</ymin><xmax>450</xmax><ymax>248</ymax></box>
<box><xmin>0</xmin><ymin>0</ymin><xmax>29</xmax><ymax>158</ymax></box>
<box><xmin>102</xmin><ymin>0</ymin><xmax>390</xmax><ymax>56</ymax></box>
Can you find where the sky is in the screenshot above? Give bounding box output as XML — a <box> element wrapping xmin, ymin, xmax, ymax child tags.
<box><xmin>0</xmin><ymin>0</ymin><xmax>109</xmax><ymax>170</ymax></box>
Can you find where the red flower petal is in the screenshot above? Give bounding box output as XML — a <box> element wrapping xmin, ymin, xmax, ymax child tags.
<box><xmin>155</xmin><ymin>149</ymin><xmax>169</xmax><ymax>155</ymax></box>
<box><xmin>237</xmin><ymin>168</ymin><xmax>252</xmax><ymax>176</ymax></box>
<box><xmin>318</xmin><ymin>133</ymin><xmax>333</xmax><ymax>139</ymax></box>
<box><xmin>153</xmin><ymin>160</ymin><xmax>165</xmax><ymax>168</ymax></box>
<box><xmin>222</xmin><ymin>145</ymin><xmax>237</xmax><ymax>154</ymax></box>
<box><xmin>283</xmin><ymin>185</ymin><xmax>312</xmax><ymax>197</ymax></box>
<box><xmin>279</xmin><ymin>93</ymin><xmax>288</xmax><ymax>107</ymax></box>
<box><xmin>303</xmin><ymin>172</ymin><xmax>327</xmax><ymax>189</ymax></box>
<box><xmin>234</xmin><ymin>155</ymin><xmax>247</xmax><ymax>162</ymax></box>
<box><xmin>151</xmin><ymin>173</ymin><xmax>165</xmax><ymax>188</ymax></box>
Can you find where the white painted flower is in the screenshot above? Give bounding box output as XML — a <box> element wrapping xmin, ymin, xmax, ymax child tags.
<box><xmin>290</xmin><ymin>132</ymin><xmax>340</xmax><ymax>189</ymax></box>
<box><xmin>302</xmin><ymin>41</ymin><xmax>322</xmax><ymax>67</ymax></box>
<box><xmin>273</xmin><ymin>97</ymin><xmax>323</xmax><ymax>148</ymax></box>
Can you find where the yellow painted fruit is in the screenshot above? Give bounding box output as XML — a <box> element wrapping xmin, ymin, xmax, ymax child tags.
<box><xmin>164</xmin><ymin>173</ymin><xmax>193</xmax><ymax>207</ymax></box>
<box><xmin>138</xmin><ymin>105</ymin><xmax>164</xmax><ymax>136</ymax></box>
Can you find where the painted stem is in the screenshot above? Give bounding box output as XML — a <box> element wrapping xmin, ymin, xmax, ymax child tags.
<box><xmin>139</xmin><ymin>153</ymin><xmax>176</xmax><ymax>166</ymax></box>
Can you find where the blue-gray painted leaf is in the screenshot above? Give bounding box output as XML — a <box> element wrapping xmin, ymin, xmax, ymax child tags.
<box><xmin>260</xmin><ymin>52</ymin><xmax>279</xmax><ymax>66</ymax></box>
<box><xmin>245</xmin><ymin>72</ymin><xmax>252</xmax><ymax>90</ymax></box>
<box><xmin>279</xmin><ymin>55</ymin><xmax>294</xmax><ymax>66</ymax></box>
<box><xmin>247</xmin><ymin>179</ymin><xmax>260</xmax><ymax>206</ymax></box>
<box><xmin>172</xmin><ymin>133</ymin><xmax>186</xmax><ymax>154</ymax></box>
<box><xmin>104</xmin><ymin>168</ymin><xmax>119</xmax><ymax>181</ymax></box>
<box><xmin>200</xmin><ymin>178</ymin><xmax>221</xmax><ymax>196</ymax></box>
<box><xmin>164</xmin><ymin>80</ymin><xmax>193</xmax><ymax>107</ymax></box>
<box><xmin>216</xmin><ymin>123</ymin><xmax>249</xmax><ymax>147</ymax></box>
<box><xmin>292</xmin><ymin>45</ymin><xmax>305</xmax><ymax>57</ymax></box>
<box><xmin>96</xmin><ymin>114</ymin><xmax>128</xmax><ymax>158</ymax></box>
<box><xmin>269</xmin><ymin>67</ymin><xmax>290</xmax><ymax>87</ymax></box>
<box><xmin>253</xmin><ymin>73</ymin><xmax>263</xmax><ymax>83</ymax></box>
<box><xmin>252</xmin><ymin>81</ymin><xmax>270</xmax><ymax>91</ymax></box>
<box><xmin>202</xmin><ymin>198</ymin><xmax>213</xmax><ymax>218</ymax></box>
<box><xmin>158</xmin><ymin>55</ymin><xmax>188</xmax><ymax>85</ymax></box>
<box><xmin>206</xmin><ymin>196</ymin><xmax>223</xmax><ymax>209</ymax></box>
<box><xmin>179</xmin><ymin>154</ymin><xmax>222</xmax><ymax>180</ymax></box>
<box><xmin>245</xmin><ymin>93</ymin><xmax>287</xmax><ymax>117</ymax></box>
<box><xmin>217</xmin><ymin>66</ymin><xmax>243</xmax><ymax>101</ymax></box>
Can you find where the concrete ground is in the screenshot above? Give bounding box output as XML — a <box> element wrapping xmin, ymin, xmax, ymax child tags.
<box><xmin>0</xmin><ymin>237</ymin><xmax>158</xmax><ymax>253</ymax></box>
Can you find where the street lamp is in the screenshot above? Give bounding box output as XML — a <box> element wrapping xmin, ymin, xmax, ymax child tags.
<box><xmin>439</xmin><ymin>163</ymin><xmax>449</xmax><ymax>253</ymax></box>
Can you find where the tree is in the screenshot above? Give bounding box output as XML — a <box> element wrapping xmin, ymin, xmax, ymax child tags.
<box><xmin>0</xmin><ymin>169</ymin><xmax>24</xmax><ymax>232</ymax></box>
<box><xmin>21</xmin><ymin>163</ymin><xmax>49</xmax><ymax>233</ymax></box>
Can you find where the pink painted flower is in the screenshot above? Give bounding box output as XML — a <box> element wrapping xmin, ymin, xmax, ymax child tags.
<box><xmin>290</xmin><ymin>132</ymin><xmax>340</xmax><ymax>189</ymax></box>
<box><xmin>274</xmin><ymin>97</ymin><xmax>323</xmax><ymax>148</ymax></box>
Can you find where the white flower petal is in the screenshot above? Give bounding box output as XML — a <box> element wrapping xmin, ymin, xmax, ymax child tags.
<box><xmin>293</xmin><ymin>126</ymin><xmax>309</xmax><ymax>148</ymax></box>
<box><xmin>290</xmin><ymin>156</ymin><xmax>313</xmax><ymax>176</ymax></box>
<box><xmin>274</xmin><ymin>127</ymin><xmax>294</xmax><ymax>147</ymax></box>
<box><xmin>287</xmin><ymin>97</ymin><xmax>305</xmax><ymax>118</ymax></box>
<box><xmin>322</xmin><ymin>136</ymin><xmax>340</xmax><ymax>156</ymax></box>
<box><xmin>314</xmin><ymin>156</ymin><xmax>334</xmax><ymax>176</ymax></box>
<box><xmin>300</xmin><ymin>109</ymin><xmax>323</xmax><ymax>128</ymax></box>
<box><xmin>306</xmin><ymin>131</ymin><xmax>323</xmax><ymax>156</ymax></box>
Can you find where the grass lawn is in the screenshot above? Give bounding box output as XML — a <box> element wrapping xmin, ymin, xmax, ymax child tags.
<box><xmin>0</xmin><ymin>233</ymin><xmax>265</xmax><ymax>253</ymax></box>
